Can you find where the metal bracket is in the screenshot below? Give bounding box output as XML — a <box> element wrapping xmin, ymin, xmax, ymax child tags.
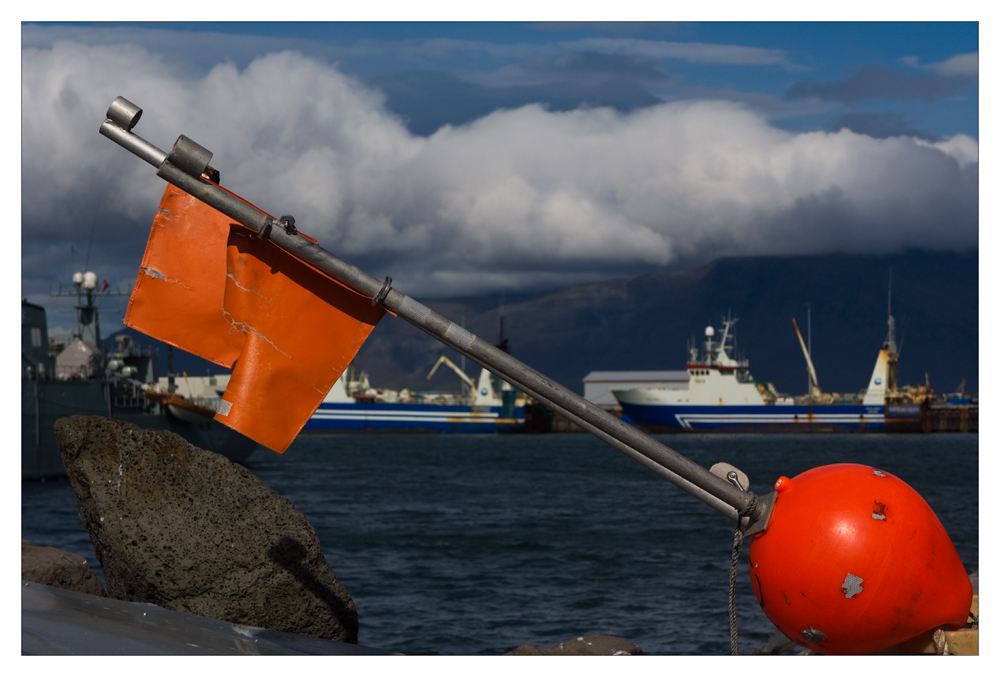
<box><xmin>257</xmin><ymin>215</ymin><xmax>297</xmax><ymax>240</ymax></box>
<box><xmin>743</xmin><ymin>490</ymin><xmax>777</xmax><ymax>538</ymax></box>
<box><xmin>372</xmin><ymin>276</ymin><xmax>392</xmax><ymax>307</ymax></box>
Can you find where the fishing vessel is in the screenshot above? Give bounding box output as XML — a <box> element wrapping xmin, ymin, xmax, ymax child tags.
<box><xmin>613</xmin><ymin>312</ymin><xmax>898</xmax><ymax>432</ymax></box>
<box><xmin>22</xmin><ymin>272</ymin><xmax>260</xmax><ymax>479</ymax></box>
<box><xmin>302</xmin><ymin>357</ymin><xmax>526</xmax><ymax>434</ymax></box>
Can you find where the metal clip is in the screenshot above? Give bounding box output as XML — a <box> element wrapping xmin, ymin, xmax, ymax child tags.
<box><xmin>278</xmin><ymin>215</ymin><xmax>297</xmax><ymax>235</ymax></box>
<box><xmin>710</xmin><ymin>462</ymin><xmax>749</xmax><ymax>493</ymax></box>
<box><xmin>726</xmin><ymin>470</ymin><xmax>746</xmax><ymax>493</ymax></box>
<box><xmin>372</xmin><ymin>276</ymin><xmax>392</xmax><ymax>307</ymax></box>
<box><xmin>258</xmin><ymin>215</ymin><xmax>295</xmax><ymax>239</ymax></box>
<box><xmin>202</xmin><ymin>166</ymin><xmax>220</xmax><ymax>184</ymax></box>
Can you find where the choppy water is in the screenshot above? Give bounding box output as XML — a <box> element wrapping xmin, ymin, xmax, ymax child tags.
<box><xmin>22</xmin><ymin>433</ymin><xmax>978</xmax><ymax>655</ymax></box>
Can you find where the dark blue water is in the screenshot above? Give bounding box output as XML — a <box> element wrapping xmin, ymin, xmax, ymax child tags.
<box><xmin>22</xmin><ymin>433</ymin><xmax>978</xmax><ymax>655</ymax></box>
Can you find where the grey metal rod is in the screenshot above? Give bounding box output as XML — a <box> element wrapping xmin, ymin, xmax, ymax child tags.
<box><xmin>99</xmin><ymin>104</ymin><xmax>762</xmax><ymax>526</ymax></box>
<box><xmin>99</xmin><ymin>121</ymin><xmax>167</xmax><ymax>168</ymax></box>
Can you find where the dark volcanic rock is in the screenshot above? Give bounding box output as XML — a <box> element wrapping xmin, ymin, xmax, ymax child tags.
<box><xmin>506</xmin><ymin>635</ymin><xmax>642</xmax><ymax>655</ymax></box>
<box><xmin>21</xmin><ymin>539</ymin><xmax>106</xmax><ymax>597</ymax></box>
<box><xmin>54</xmin><ymin>415</ymin><xmax>358</xmax><ymax>643</ymax></box>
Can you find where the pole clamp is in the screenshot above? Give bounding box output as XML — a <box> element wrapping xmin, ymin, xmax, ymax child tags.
<box><xmin>372</xmin><ymin>276</ymin><xmax>392</xmax><ymax>307</ymax></box>
<box><xmin>258</xmin><ymin>215</ymin><xmax>297</xmax><ymax>240</ymax></box>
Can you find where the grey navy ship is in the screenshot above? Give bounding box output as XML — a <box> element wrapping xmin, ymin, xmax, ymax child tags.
<box><xmin>22</xmin><ymin>271</ymin><xmax>259</xmax><ymax>479</ymax></box>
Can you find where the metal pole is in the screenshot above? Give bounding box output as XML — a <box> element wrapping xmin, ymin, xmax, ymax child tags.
<box><xmin>99</xmin><ymin>97</ymin><xmax>773</xmax><ymax>531</ymax></box>
<box><xmin>805</xmin><ymin>301</ymin><xmax>812</xmax><ymax>393</ymax></box>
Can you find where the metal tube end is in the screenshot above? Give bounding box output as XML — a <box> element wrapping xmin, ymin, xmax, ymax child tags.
<box><xmin>106</xmin><ymin>96</ymin><xmax>142</xmax><ymax>131</ymax></box>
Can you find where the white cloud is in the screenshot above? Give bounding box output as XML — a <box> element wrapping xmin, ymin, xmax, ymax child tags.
<box><xmin>915</xmin><ymin>134</ymin><xmax>979</xmax><ymax>168</ymax></box>
<box><xmin>899</xmin><ymin>51</ymin><xmax>978</xmax><ymax>77</ymax></box>
<box><xmin>22</xmin><ymin>42</ymin><xmax>978</xmax><ymax>302</ymax></box>
<box><xmin>929</xmin><ymin>52</ymin><xmax>978</xmax><ymax>77</ymax></box>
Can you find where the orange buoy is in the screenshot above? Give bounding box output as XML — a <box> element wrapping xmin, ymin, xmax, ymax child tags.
<box><xmin>748</xmin><ymin>463</ymin><xmax>972</xmax><ymax>655</ymax></box>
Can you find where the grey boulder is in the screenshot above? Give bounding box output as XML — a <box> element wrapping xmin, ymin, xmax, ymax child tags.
<box><xmin>55</xmin><ymin>415</ymin><xmax>357</xmax><ymax>643</ymax></box>
<box><xmin>22</xmin><ymin>539</ymin><xmax>105</xmax><ymax>597</ymax></box>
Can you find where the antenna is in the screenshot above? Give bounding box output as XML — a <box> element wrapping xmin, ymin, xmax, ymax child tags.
<box><xmin>496</xmin><ymin>293</ymin><xmax>509</xmax><ymax>353</ymax></box>
<box><xmin>804</xmin><ymin>302</ymin><xmax>812</xmax><ymax>395</ymax></box>
<box><xmin>84</xmin><ymin>193</ymin><xmax>104</xmax><ymax>272</ymax></box>
<box><xmin>888</xmin><ymin>269</ymin><xmax>892</xmax><ymax>318</ymax></box>
<box><xmin>884</xmin><ymin>270</ymin><xmax>896</xmax><ymax>352</ymax></box>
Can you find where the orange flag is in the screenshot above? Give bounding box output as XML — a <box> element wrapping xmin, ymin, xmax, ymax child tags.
<box><xmin>125</xmin><ymin>183</ymin><xmax>245</xmax><ymax>367</ymax></box>
<box><xmin>217</xmin><ymin>225</ymin><xmax>383</xmax><ymax>451</ymax></box>
<box><xmin>125</xmin><ymin>183</ymin><xmax>385</xmax><ymax>452</ymax></box>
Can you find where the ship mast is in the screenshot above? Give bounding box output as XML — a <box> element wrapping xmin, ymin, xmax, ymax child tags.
<box><xmin>883</xmin><ymin>274</ymin><xmax>898</xmax><ymax>394</ymax></box>
<box><xmin>884</xmin><ymin>275</ymin><xmax>897</xmax><ymax>353</ymax></box>
<box><xmin>792</xmin><ymin>317</ymin><xmax>822</xmax><ymax>400</ymax></box>
<box><xmin>50</xmin><ymin>272</ymin><xmax>103</xmax><ymax>346</ymax></box>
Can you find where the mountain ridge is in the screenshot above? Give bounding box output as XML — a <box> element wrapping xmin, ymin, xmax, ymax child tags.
<box><xmin>353</xmin><ymin>249</ymin><xmax>978</xmax><ymax>397</ymax></box>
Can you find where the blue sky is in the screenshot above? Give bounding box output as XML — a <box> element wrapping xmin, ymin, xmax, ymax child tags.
<box><xmin>20</xmin><ymin>20</ymin><xmax>979</xmax><ymax>335</ymax></box>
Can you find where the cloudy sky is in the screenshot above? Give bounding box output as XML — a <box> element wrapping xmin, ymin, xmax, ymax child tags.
<box><xmin>20</xmin><ymin>20</ymin><xmax>978</xmax><ymax>336</ymax></box>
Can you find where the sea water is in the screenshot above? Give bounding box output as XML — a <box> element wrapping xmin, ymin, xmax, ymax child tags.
<box><xmin>21</xmin><ymin>433</ymin><xmax>978</xmax><ymax>655</ymax></box>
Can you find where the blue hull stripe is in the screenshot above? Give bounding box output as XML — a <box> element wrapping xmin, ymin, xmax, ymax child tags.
<box><xmin>620</xmin><ymin>403</ymin><xmax>885</xmax><ymax>430</ymax></box>
<box><xmin>305</xmin><ymin>403</ymin><xmax>524</xmax><ymax>433</ymax></box>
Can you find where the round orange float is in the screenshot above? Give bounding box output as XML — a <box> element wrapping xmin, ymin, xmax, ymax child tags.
<box><xmin>748</xmin><ymin>463</ymin><xmax>972</xmax><ymax>654</ymax></box>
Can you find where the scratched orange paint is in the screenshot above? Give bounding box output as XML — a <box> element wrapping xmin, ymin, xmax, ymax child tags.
<box><xmin>125</xmin><ymin>183</ymin><xmax>245</xmax><ymax>367</ymax></box>
<box><xmin>218</xmin><ymin>224</ymin><xmax>384</xmax><ymax>452</ymax></box>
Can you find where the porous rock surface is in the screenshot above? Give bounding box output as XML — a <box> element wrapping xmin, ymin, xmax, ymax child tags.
<box><xmin>22</xmin><ymin>539</ymin><xmax>106</xmax><ymax>597</ymax></box>
<box><xmin>506</xmin><ymin>635</ymin><xmax>643</xmax><ymax>655</ymax></box>
<box><xmin>55</xmin><ymin>415</ymin><xmax>358</xmax><ymax>643</ymax></box>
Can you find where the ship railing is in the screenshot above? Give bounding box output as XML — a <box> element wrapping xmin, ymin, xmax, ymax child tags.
<box><xmin>109</xmin><ymin>378</ymin><xmax>151</xmax><ymax>410</ymax></box>
<box><xmin>110</xmin><ymin>392</ymin><xmax>148</xmax><ymax>409</ymax></box>
<box><xmin>55</xmin><ymin>365</ymin><xmax>97</xmax><ymax>380</ymax></box>
<box><xmin>193</xmin><ymin>395</ymin><xmax>223</xmax><ymax>411</ymax></box>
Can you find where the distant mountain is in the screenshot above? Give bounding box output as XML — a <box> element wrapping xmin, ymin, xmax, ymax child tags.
<box><xmin>105</xmin><ymin>249</ymin><xmax>978</xmax><ymax>399</ymax></box>
<box><xmin>352</xmin><ymin>250</ymin><xmax>979</xmax><ymax>398</ymax></box>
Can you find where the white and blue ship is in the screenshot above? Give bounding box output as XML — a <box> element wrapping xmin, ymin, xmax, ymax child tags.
<box><xmin>613</xmin><ymin>313</ymin><xmax>899</xmax><ymax>432</ymax></box>
<box><xmin>303</xmin><ymin>358</ymin><xmax>525</xmax><ymax>434</ymax></box>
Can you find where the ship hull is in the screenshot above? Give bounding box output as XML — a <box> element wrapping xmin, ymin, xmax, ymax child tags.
<box><xmin>303</xmin><ymin>401</ymin><xmax>525</xmax><ymax>434</ymax></box>
<box><xmin>618</xmin><ymin>401</ymin><xmax>886</xmax><ymax>432</ymax></box>
<box><xmin>22</xmin><ymin>379</ymin><xmax>260</xmax><ymax>480</ymax></box>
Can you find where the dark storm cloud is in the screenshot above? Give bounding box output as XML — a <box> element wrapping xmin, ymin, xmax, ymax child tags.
<box><xmin>829</xmin><ymin>112</ymin><xmax>939</xmax><ymax>142</ymax></box>
<box><xmin>374</xmin><ymin>52</ymin><xmax>667</xmax><ymax>135</ymax></box>
<box><xmin>786</xmin><ymin>64</ymin><xmax>977</xmax><ymax>103</ymax></box>
<box><xmin>495</xmin><ymin>50</ymin><xmax>669</xmax><ymax>82</ymax></box>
